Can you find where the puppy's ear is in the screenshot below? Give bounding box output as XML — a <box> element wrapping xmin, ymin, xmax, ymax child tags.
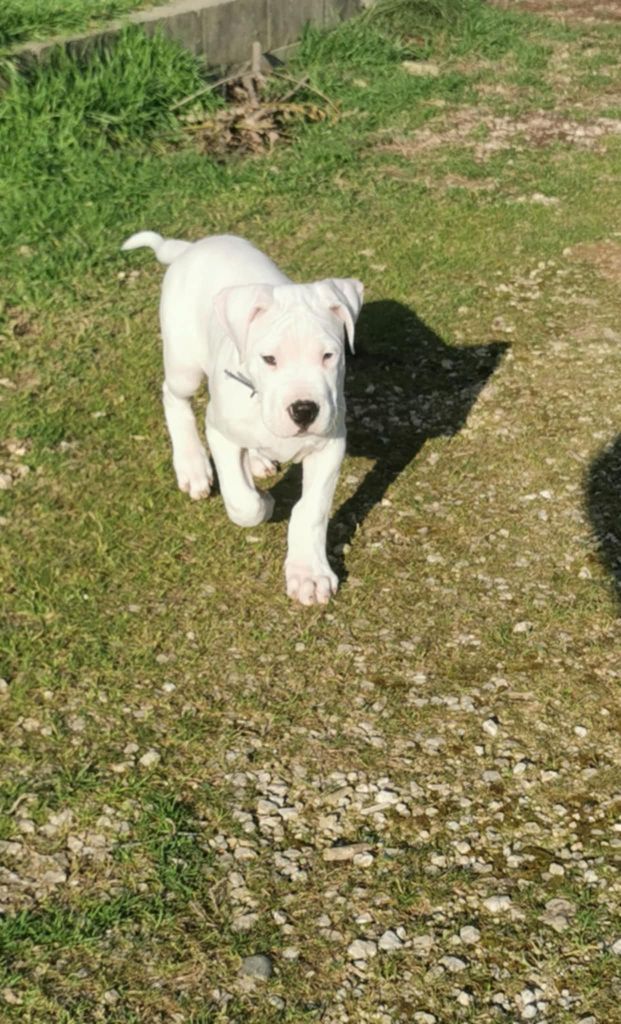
<box><xmin>318</xmin><ymin>278</ymin><xmax>364</xmax><ymax>353</ymax></box>
<box><xmin>214</xmin><ymin>284</ymin><xmax>274</xmax><ymax>359</ymax></box>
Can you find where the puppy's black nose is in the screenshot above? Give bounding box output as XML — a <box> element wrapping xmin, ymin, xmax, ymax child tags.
<box><xmin>288</xmin><ymin>400</ymin><xmax>319</xmax><ymax>429</ymax></box>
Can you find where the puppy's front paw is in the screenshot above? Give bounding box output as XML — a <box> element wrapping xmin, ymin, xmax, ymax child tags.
<box><xmin>285</xmin><ymin>562</ymin><xmax>338</xmax><ymax>606</ymax></box>
<box><xmin>175</xmin><ymin>448</ymin><xmax>214</xmax><ymax>500</ymax></box>
<box><xmin>227</xmin><ymin>491</ymin><xmax>275</xmax><ymax>528</ymax></box>
<box><xmin>248</xmin><ymin>451</ymin><xmax>279</xmax><ymax>479</ymax></box>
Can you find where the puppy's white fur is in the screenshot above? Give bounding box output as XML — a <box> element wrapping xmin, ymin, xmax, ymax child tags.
<box><xmin>122</xmin><ymin>232</ymin><xmax>363</xmax><ymax>605</ymax></box>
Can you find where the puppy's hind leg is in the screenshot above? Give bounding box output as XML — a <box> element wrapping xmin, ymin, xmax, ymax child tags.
<box><xmin>162</xmin><ymin>373</ymin><xmax>214</xmax><ymax>500</ymax></box>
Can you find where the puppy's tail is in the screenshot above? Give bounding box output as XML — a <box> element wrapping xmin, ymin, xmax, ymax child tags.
<box><xmin>121</xmin><ymin>230</ymin><xmax>191</xmax><ymax>265</ymax></box>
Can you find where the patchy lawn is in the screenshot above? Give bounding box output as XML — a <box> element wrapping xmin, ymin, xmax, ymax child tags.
<box><xmin>1</xmin><ymin>1</ymin><xmax>621</xmax><ymax>1022</ymax></box>
<box><xmin>0</xmin><ymin>0</ymin><xmax>156</xmax><ymax>49</ymax></box>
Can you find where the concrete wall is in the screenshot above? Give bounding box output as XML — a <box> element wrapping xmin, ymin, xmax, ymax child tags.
<box><xmin>16</xmin><ymin>0</ymin><xmax>372</xmax><ymax>67</ymax></box>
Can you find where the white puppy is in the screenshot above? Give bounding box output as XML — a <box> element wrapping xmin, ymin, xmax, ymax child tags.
<box><xmin>121</xmin><ymin>232</ymin><xmax>363</xmax><ymax>605</ymax></box>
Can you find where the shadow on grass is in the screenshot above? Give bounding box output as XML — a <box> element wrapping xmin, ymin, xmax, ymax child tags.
<box><xmin>586</xmin><ymin>435</ymin><xmax>621</xmax><ymax>607</ymax></box>
<box><xmin>271</xmin><ymin>299</ymin><xmax>509</xmax><ymax>578</ymax></box>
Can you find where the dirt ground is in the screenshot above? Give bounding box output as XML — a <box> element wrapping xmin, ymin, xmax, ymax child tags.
<box><xmin>493</xmin><ymin>0</ymin><xmax>621</xmax><ymax>22</ymax></box>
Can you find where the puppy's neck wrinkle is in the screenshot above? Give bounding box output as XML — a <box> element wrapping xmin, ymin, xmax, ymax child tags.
<box><xmin>224</xmin><ymin>368</ymin><xmax>258</xmax><ymax>397</ymax></box>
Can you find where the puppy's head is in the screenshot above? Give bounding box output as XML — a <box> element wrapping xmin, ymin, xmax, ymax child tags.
<box><xmin>215</xmin><ymin>278</ymin><xmax>364</xmax><ymax>438</ymax></box>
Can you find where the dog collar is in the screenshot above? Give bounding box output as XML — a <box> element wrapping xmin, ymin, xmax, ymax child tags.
<box><xmin>224</xmin><ymin>369</ymin><xmax>258</xmax><ymax>397</ymax></box>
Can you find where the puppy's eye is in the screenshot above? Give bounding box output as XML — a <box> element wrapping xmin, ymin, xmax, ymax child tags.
<box><xmin>262</xmin><ymin>355</ymin><xmax>276</xmax><ymax>366</ymax></box>
<box><xmin>323</xmin><ymin>352</ymin><xmax>334</xmax><ymax>363</ymax></box>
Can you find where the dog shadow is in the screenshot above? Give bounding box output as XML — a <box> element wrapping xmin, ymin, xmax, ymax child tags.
<box><xmin>585</xmin><ymin>435</ymin><xmax>621</xmax><ymax>606</ymax></box>
<box><xmin>270</xmin><ymin>300</ymin><xmax>509</xmax><ymax>577</ymax></box>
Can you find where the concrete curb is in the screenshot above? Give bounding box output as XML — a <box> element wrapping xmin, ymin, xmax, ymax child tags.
<box><xmin>13</xmin><ymin>0</ymin><xmax>372</xmax><ymax>69</ymax></box>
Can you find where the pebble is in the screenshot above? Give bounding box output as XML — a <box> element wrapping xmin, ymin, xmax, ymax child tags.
<box><xmin>323</xmin><ymin>843</ymin><xmax>373</xmax><ymax>860</ymax></box>
<box><xmin>347</xmin><ymin>939</ymin><xmax>378</xmax><ymax>960</ymax></box>
<box><xmin>413</xmin><ymin>1013</ymin><xmax>436</xmax><ymax>1024</ymax></box>
<box><xmin>353</xmin><ymin>852</ymin><xmax>374</xmax><ymax>867</ymax></box>
<box><xmin>483</xmin><ymin>895</ymin><xmax>512</xmax><ymax>913</ymax></box>
<box><xmin>231</xmin><ymin>913</ymin><xmax>259</xmax><ymax>932</ymax></box>
<box><xmin>240</xmin><ymin>955</ymin><xmax>273</xmax><ymax>980</ymax></box>
<box><xmin>574</xmin><ymin>725</ymin><xmax>588</xmax><ymax>738</ymax></box>
<box><xmin>234</xmin><ymin>845</ymin><xmax>257</xmax><ymax>862</ymax></box>
<box><xmin>411</xmin><ymin>934</ymin><xmax>434</xmax><ymax>955</ymax></box>
<box><xmin>482</xmin><ymin>718</ymin><xmax>499</xmax><ymax>737</ymax></box>
<box><xmin>378</xmin><ymin>930</ymin><xmax>403</xmax><ymax>952</ymax></box>
<box><xmin>456</xmin><ymin>990</ymin><xmax>472</xmax><ymax>1007</ymax></box>
<box><xmin>138</xmin><ymin>749</ymin><xmax>160</xmax><ymax>768</ymax></box>
<box><xmin>281</xmin><ymin>946</ymin><xmax>299</xmax><ymax>961</ymax></box>
<box><xmin>545</xmin><ymin>897</ymin><xmax>575</xmax><ymax>916</ymax></box>
<box><xmin>439</xmin><ymin>955</ymin><xmax>467</xmax><ymax>972</ymax></box>
<box><xmin>611</xmin><ymin>938</ymin><xmax>621</xmax><ymax>955</ymax></box>
<box><xmin>459</xmin><ymin>925</ymin><xmax>481</xmax><ymax>944</ymax></box>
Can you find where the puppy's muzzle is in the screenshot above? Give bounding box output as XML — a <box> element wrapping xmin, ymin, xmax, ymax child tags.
<box><xmin>288</xmin><ymin>400</ymin><xmax>319</xmax><ymax>431</ymax></box>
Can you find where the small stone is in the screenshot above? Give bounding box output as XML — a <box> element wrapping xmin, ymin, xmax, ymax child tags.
<box><xmin>257</xmin><ymin>799</ymin><xmax>280</xmax><ymax>816</ymax></box>
<box><xmin>549</xmin><ymin>862</ymin><xmax>565</xmax><ymax>876</ymax></box>
<box><xmin>41</xmin><ymin>868</ymin><xmax>67</xmax><ymax>885</ymax></box>
<box><xmin>459</xmin><ymin>925</ymin><xmax>481</xmax><ymax>945</ymax></box>
<box><xmin>610</xmin><ymin>938</ymin><xmax>621</xmax><ymax>955</ymax></box>
<box><xmin>353</xmin><ymin>852</ymin><xmax>374</xmax><ymax>867</ymax></box>
<box><xmin>323</xmin><ymin>843</ymin><xmax>372</xmax><ymax>863</ymax></box>
<box><xmin>234</xmin><ymin>845</ymin><xmax>257</xmax><ymax>862</ymax></box>
<box><xmin>544</xmin><ymin>897</ymin><xmax>575</xmax><ymax>916</ymax></box>
<box><xmin>483</xmin><ymin>895</ymin><xmax>512</xmax><ymax>913</ymax></box>
<box><xmin>241</xmin><ymin>954</ymin><xmax>272</xmax><ymax>979</ymax></box>
<box><xmin>522</xmin><ymin>1006</ymin><xmax>537</xmax><ymax>1020</ymax></box>
<box><xmin>482</xmin><ymin>718</ymin><xmax>499</xmax><ymax>737</ymax></box>
<box><xmin>138</xmin><ymin>749</ymin><xmax>160</xmax><ymax>768</ymax></box>
<box><xmin>269</xmin><ymin>996</ymin><xmax>286</xmax><ymax>1009</ymax></box>
<box><xmin>439</xmin><ymin>955</ymin><xmax>467</xmax><ymax>972</ymax></box>
<box><xmin>376</xmin><ymin>789</ymin><xmax>399</xmax><ymax>804</ymax></box>
<box><xmin>2</xmin><ymin>990</ymin><xmax>22</xmax><ymax>1005</ymax></box>
<box><xmin>231</xmin><ymin>913</ymin><xmax>259</xmax><ymax>932</ymax></box>
<box><xmin>413</xmin><ymin>1013</ymin><xmax>436</xmax><ymax>1024</ymax></box>
<box><xmin>378</xmin><ymin>929</ymin><xmax>403</xmax><ymax>952</ymax></box>
<box><xmin>456</xmin><ymin>990</ymin><xmax>472</xmax><ymax>1007</ymax></box>
<box><xmin>540</xmin><ymin>897</ymin><xmax>575</xmax><ymax>932</ymax></box>
<box><xmin>103</xmin><ymin>990</ymin><xmax>120</xmax><ymax>1005</ymax></box>
<box><xmin>411</xmin><ymin>934</ymin><xmax>434</xmax><ymax>955</ymax></box>
<box><xmin>542</xmin><ymin>912</ymin><xmax>569</xmax><ymax>932</ymax></box>
<box><xmin>347</xmin><ymin>939</ymin><xmax>378</xmax><ymax>960</ymax></box>
<box><xmin>281</xmin><ymin>946</ymin><xmax>299</xmax><ymax>961</ymax></box>
<box><xmin>574</xmin><ymin>725</ymin><xmax>588</xmax><ymax>738</ymax></box>
<box><xmin>0</xmin><ymin>679</ymin><xmax>8</xmax><ymax>698</ymax></box>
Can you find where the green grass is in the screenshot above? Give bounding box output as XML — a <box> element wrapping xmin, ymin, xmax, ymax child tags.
<box><xmin>0</xmin><ymin>0</ymin><xmax>156</xmax><ymax>49</ymax></box>
<box><xmin>2</xmin><ymin>1</ymin><xmax>621</xmax><ymax>1021</ymax></box>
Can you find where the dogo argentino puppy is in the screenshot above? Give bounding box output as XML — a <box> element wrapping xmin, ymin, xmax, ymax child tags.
<box><xmin>121</xmin><ymin>231</ymin><xmax>364</xmax><ymax>605</ymax></box>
